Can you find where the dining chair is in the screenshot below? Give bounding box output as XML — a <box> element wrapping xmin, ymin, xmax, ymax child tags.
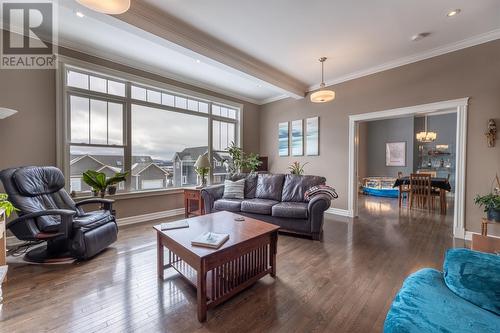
<box><xmin>397</xmin><ymin>172</ymin><xmax>410</xmax><ymax>208</ymax></box>
<box><xmin>410</xmin><ymin>173</ymin><xmax>432</xmax><ymax>211</ymax></box>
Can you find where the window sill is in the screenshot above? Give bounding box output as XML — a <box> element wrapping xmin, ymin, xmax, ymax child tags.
<box><xmin>73</xmin><ymin>188</ymin><xmax>185</xmax><ymax>201</ymax></box>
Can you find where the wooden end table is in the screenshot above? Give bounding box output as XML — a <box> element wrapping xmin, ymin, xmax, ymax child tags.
<box><xmin>184</xmin><ymin>188</ymin><xmax>204</xmax><ymax>218</ymax></box>
<box><xmin>154</xmin><ymin>211</ymin><xmax>279</xmax><ymax>322</ymax></box>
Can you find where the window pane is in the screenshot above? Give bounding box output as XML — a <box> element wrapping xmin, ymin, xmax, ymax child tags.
<box><xmin>199</xmin><ymin>102</ymin><xmax>208</xmax><ymax>113</ymax></box>
<box><xmin>187</xmin><ymin>99</ymin><xmax>198</xmax><ymax>111</ymax></box>
<box><xmin>221</xmin><ymin>107</ymin><xmax>228</xmax><ymax>118</ymax></box>
<box><xmin>132</xmin><ymin>104</ymin><xmax>208</xmax><ymax>190</ymax></box>
<box><xmin>162</xmin><ymin>93</ymin><xmax>175</xmax><ymax>107</ymax></box>
<box><xmin>212</xmin><ymin>152</ymin><xmax>231</xmax><ymax>184</ymax></box>
<box><xmin>147</xmin><ymin>89</ymin><xmax>161</xmax><ymax>104</ymax></box>
<box><xmin>69</xmin><ymin>145</ymin><xmax>124</xmax><ymax>193</ymax></box>
<box><xmin>108</xmin><ymin>102</ymin><xmax>123</xmax><ymax>145</ymax></box>
<box><xmin>108</xmin><ymin>80</ymin><xmax>125</xmax><ymax>97</ymax></box>
<box><xmin>131</xmin><ymin>86</ymin><xmax>146</xmax><ymax>101</ymax></box>
<box><xmin>212</xmin><ymin>105</ymin><xmax>221</xmax><ymax>116</ymax></box>
<box><xmin>227</xmin><ymin>123</ymin><xmax>235</xmax><ymax>145</ymax></box>
<box><xmin>220</xmin><ymin>121</ymin><xmax>228</xmax><ymax>150</ymax></box>
<box><xmin>175</xmin><ymin>96</ymin><xmax>187</xmax><ymax>109</ymax></box>
<box><xmin>228</xmin><ymin>109</ymin><xmax>236</xmax><ymax>119</ymax></box>
<box><xmin>90</xmin><ymin>76</ymin><xmax>107</xmax><ymax>93</ymax></box>
<box><xmin>212</xmin><ymin>120</ymin><xmax>221</xmax><ymax>151</ymax></box>
<box><xmin>70</xmin><ymin>95</ymin><xmax>89</xmax><ymax>144</ymax></box>
<box><xmin>90</xmin><ymin>100</ymin><xmax>108</xmax><ymax>145</ymax></box>
<box><xmin>67</xmin><ymin>71</ymin><xmax>88</xmax><ymax>89</ymax></box>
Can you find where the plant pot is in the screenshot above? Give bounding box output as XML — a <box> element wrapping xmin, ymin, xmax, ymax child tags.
<box><xmin>487</xmin><ymin>208</ymin><xmax>500</xmax><ymax>222</ymax></box>
<box><xmin>92</xmin><ymin>189</ymin><xmax>99</xmax><ymax>197</ymax></box>
<box><xmin>108</xmin><ymin>186</ymin><xmax>117</xmax><ymax>195</ymax></box>
<box><xmin>100</xmin><ymin>189</ymin><xmax>106</xmax><ymax>198</ymax></box>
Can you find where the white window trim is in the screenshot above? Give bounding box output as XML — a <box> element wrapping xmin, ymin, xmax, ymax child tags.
<box><xmin>56</xmin><ymin>55</ymin><xmax>243</xmax><ymax>196</ymax></box>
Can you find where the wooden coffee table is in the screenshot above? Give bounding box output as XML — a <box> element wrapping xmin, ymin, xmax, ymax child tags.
<box><xmin>154</xmin><ymin>211</ymin><xmax>279</xmax><ymax>322</ymax></box>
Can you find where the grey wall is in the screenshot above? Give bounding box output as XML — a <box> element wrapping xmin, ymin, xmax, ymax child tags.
<box><xmin>364</xmin><ymin>117</ymin><xmax>414</xmax><ymax>177</ymax></box>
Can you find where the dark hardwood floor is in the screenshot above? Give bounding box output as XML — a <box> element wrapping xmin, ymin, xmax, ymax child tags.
<box><xmin>1</xmin><ymin>195</ymin><xmax>466</xmax><ymax>333</ymax></box>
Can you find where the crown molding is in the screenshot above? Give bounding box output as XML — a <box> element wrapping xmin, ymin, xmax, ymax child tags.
<box><xmin>309</xmin><ymin>28</ymin><xmax>500</xmax><ymax>92</ymax></box>
<box><xmin>259</xmin><ymin>94</ymin><xmax>290</xmax><ymax>105</ymax></box>
<box><xmin>115</xmin><ymin>1</ymin><xmax>307</xmax><ymax>99</ymax></box>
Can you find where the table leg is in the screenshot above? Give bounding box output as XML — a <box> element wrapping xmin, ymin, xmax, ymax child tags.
<box><xmin>398</xmin><ymin>185</ymin><xmax>402</xmax><ymax>207</ymax></box>
<box><xmin>197</xmin><ymin>261</ymin><xmax>207</xmax><ymax>322</ymax></box>
<box><xmin>440</xmin><ymin>189</ymin><xmax>446</xmax><ymax>215</ymax></box>
<box><xmin>270</xmin><ymin>231</ymin><xmax>278</xmax><ymax>278</ymax></box>
<box><xmin>157</xmin><ymin>233</ymin><xmax>164</xmax><ymax>279</ymax></box>
<box><xmin>185</xmin><ymin>198</ymin><xmax>189</xmax><ymax>218</ymax></box>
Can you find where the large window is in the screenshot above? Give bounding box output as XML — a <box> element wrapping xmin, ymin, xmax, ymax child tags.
<box><xmin>64</xmin><ymin>65</ymin><xmax>240</xmax><ymax>194</ymax></box>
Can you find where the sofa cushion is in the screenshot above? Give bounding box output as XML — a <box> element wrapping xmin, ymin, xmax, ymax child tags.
<box><xmin>244</xmin><ymin>173</ymin><xmax>258</xmax><ymax>199</ymax></box>
<box><xmin>223</xmin><ymin>179</ymin><xmax>245</xmax><ymax>199</ymax></box>
<box><xmin>443</xmin><ymin>248</ymin><xmax>500</xmax><ymax>316</ymax></box>
<box><xmin>241</xmin><ymin>198</ymin><xmax>279</xmax><ymax>215</ymax></box>
<box><xmin>384</xmin><ymin>268</ymin><xmax>500</xmax><ymax>333</ymax></box>
<box><xmin>272</xmin><ymin>202</ymin><xmax>308</xmax><ymax>219</ymax></box>
<box><xmin>214</xmin><ymin>198</ymin><xmax>243</xmax><ymax>212</ymax></box>
<box><xmin>255</xmin><ymin>174</ymin><xmax>285</xmax><ymax>201</ymax></box>
<box><xmin>281</xmin><ymin>175</ymin><xmax>326</xmax><ymax>202</ymax></box>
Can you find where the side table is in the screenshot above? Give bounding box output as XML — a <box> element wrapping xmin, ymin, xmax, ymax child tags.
<box><xmin>184</xmin><ymin>188</ymin><xmax>204</xmax><ymax>218</ymax></box>
<box><xmin>472</xmin><ymin>218</ymin><xmax>500</xmax><ymax>254</ymax></box>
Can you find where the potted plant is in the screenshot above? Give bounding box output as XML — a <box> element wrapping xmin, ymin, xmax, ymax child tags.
<box><xmin>474</xmin><ymin>174</ymin><xmax>500</xmax><ymax>222</ymax></box>
<box><xmin>83</xmin><ymin>170</ymin><xmax>128</xmax><ymax>197</ymax></box>
<box><xmin>0</xmin><ymin>193</ymin><xmax>17</xmax><ymax>217</ymax></box>
<box><xmin>243</xmin><ymin>152</ymin><xmax>262</xmax><ymax>173</ymax></box>
<box><xmin>106</xmin><ymin>172</ymin><xmax>128</xmax><ymax>195</ymax></box>
<box><xmin>288</xmin><ymin>161</ymin><xmax>308</xmax><ymax>175</ymax></box>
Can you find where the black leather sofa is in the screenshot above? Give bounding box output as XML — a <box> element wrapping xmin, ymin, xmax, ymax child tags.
<box><xmin>201</xmin><ymin>173</ymin><xmax>331</xmax><ymax>240</ymax></box>
<box><xmin>0</xmin><ymin>166</ymin><xmax>118</xmax><ymax>263</ymax></box>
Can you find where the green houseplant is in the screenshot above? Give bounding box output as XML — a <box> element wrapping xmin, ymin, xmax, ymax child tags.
<box><xmin>83</xmin><ymin>170</ymin><xmax>128</xmax><ymax>197</ymax></box>
<box><xmin>474</xmin><ymin>174</ymin><xmax>500</xmax><ymax>222</ymax></box>
<box><xmin>0</xmin><ymin>193</ymin><xmax>17</xmax><ymax>217</ymax></box>
<box><xmin>225</xmin><ymin>142</ymin><xmax>262</xmax><ymax>174</ymax></box>
<box><xmin>288</xmin><ymin>161</ymin><xmax>308</xmax><ymax>175</ymax></box>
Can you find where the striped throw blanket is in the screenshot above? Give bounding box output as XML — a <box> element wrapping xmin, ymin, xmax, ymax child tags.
<box><xmin>304</xmin><ymin>185</ymin><xmax>338</xmax><ymax>201</ymax></box>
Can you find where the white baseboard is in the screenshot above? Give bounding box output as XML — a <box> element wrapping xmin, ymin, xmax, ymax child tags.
<box><xmin>117</xmin><ymin>208</ymin><xmax>185</xmax><ymax>226</ymax></box>
<box><xmin>6</xmin><ymin>208</ymin><xmax>185</xmax><ymax>247</ymax></box>
<box><xmin>325</xmin><ymin>208</ymin><xmax>354</xmax><ymax>218</ymax></box>
<box><xmin>465</xmin><ymin>231</ymin><xmax>500</xmax><ymax>241</ymax></box>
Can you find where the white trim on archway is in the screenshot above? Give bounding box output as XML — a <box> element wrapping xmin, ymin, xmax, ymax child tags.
<box><xmin>348</xmin><ymin>98</ymin><xmax>469</xmax><ymax>238</ymax></box>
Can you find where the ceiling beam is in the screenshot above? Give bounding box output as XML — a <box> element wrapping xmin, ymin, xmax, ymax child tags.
<box><xmin>115</xmin><ymin>2</ymin><xmax>306</xmax><ymax>99</ymax></box>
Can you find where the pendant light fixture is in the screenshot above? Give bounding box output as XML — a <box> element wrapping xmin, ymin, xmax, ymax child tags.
<box><xmin>76</xmin><ymin>0</ymin><xmax>131</xmax><ymax>15</ymax></box>
<box><xmin>416</xmin><ymin>115</ymin><xmax>437</xmax><ymax>143</ymax></box>
<box><xmin>310</xmin><ymin>57</ymin><xmax>335</xmax><ymax>103</ymax></box>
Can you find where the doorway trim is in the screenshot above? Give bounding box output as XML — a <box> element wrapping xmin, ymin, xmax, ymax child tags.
<box><xmin>348</xmin><ymin>98</ymin><xmax>469</xmax><ymax>238</ymax></box>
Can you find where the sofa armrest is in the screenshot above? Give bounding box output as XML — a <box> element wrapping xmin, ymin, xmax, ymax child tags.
<box><xmin>307</xmin><ymin>194</ymin><xmax>332</xmax><ymax>239</ymax></box>
<box><xmin>201</xmin><ymin>184</ymin><xmax>225</xmax><ymax>214</ymax></box>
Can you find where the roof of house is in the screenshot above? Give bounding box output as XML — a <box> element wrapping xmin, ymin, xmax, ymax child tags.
<box><xmin>173</xmin><ymin>146</ymin><xmax>225</xmax><ymax>162</ymax></box>
<box><xmin>131</xmin><ymin>162</ymin><xmax>168</xmax><ymax>176</ymax></box>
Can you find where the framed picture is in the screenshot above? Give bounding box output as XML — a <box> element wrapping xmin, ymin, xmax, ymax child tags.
<box><xmin>278</xmin><ymin>122</ymin><xmax>289</xmax><ymax>156</ymax></box>
<box><xmin>386</xmin><ymin>142</ymin><xmax>406</xmax><ymax>166</ymax></box>
<box><xmin>291</xmin><ymin>119</ymin><xmax>304</xmax><ymax>156</ymax></box>
<box><xmin>306</xmin><ymin>117</ymin><xmax>319</xmax><ymax>156</ymax></box>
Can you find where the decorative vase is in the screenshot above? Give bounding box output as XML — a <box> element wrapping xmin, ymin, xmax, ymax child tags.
<box><xmin>100</xmin><ymin>189</ymin><xmax>106</xmax><ymax>198</ymax></box>
<box><xmin>108</xmin><ymin>186</ymin><xmax>117</xmax><ymax>195</ymax></box>
<box><xmin>487</xmin><ymin>208</ymin><xmax>500</xmax><ymax>222</ymax></box>
<box><xmin>92</xmin><ymin>189</ymin><xmax>99</xmax><ymax>197</ymax></box>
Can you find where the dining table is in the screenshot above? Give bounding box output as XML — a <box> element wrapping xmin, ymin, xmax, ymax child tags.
<box><xmin>393</xmin><ymin>177</ymin><xmax>451</xmax><ymax>214</ymax></box>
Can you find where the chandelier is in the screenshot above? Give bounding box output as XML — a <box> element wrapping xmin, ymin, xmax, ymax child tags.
<box><xmin>310</xmin><ymin>57</ymin><xmax>335</xmax><ymax>103</ymax></box>
<box><xmin>416</xmin><ymin>115</ymin><xmax>437</xmax><ymax>143</ymax></box>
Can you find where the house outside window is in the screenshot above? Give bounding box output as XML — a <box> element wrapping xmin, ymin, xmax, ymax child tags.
<box><xmin>61</xmin><ymin>63</ymin><xmax>240</xmax><ymax>195</ymax></box>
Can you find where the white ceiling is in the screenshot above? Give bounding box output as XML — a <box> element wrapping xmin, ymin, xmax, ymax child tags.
<box><xmin>57</xmin><ymin>2</ymin><xmax>286</xmax><ymax>104</ymax></box>
<box><xmin>59</xmin><ymin>0</ymin><xmax>500</xmax><ymax>104</ymax></box>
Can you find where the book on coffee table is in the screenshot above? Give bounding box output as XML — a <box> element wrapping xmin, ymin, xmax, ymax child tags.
<box><xmin>160</xmin><ymin>220</ymin><xmax>189</xmax><ymax>231</ymax></box>
<box><xmin>191</xmin><ymin>232</ymin><xmax>229</xmax><ymax>249</ymax></box>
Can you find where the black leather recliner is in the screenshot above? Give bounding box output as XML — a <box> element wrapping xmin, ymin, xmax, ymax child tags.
<box><xmin>0</xmin><ymin>166</ymin><xmax>118</xmax><ymax>263</ymax></box>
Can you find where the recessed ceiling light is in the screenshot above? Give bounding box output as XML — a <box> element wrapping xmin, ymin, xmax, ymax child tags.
<box><xmin>447</xmin><ymin>9</ymin><xmax>461</xmax><ymax>17</ymax></box>
<box><xmin>411</xmin><ymin>32</ymin><xmax>431</xmax><ymax>42</ymax></box>
<box><xmin>76</xmin><ymin>11</ymin><xmax>85</xmax><ymax>18</ymax></box>
<box><xmin>195</xmin><ymin>59</ymin><xmax>201</xmax><ymax>63</ymax></box>
<box><xmin>257</xmin><ymin>84</ymin><xmax>262</xmax><ymax>88</ymax></box>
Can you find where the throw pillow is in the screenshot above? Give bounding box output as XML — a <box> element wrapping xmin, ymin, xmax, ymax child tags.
<box><xmin>223</xmin><ymin>179</ymin><xmax>245</xmax><ymax>200</ymax></box>
<box><xmin>443</xmin><ymin>248</ymin><xmax>500</xmax><ymax>315</ymax></box>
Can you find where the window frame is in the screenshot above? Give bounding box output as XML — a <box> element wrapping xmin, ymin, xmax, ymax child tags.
<box><xmin>57</xmin><ymin>57</ymin><xmax>243</xmax><ymax>196</ymax></box>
